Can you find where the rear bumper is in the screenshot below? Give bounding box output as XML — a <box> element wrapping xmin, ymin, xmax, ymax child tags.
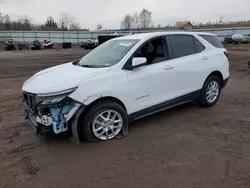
<box><xmin>222</xmin><ymin>77</ymin><xmax>229</xmax><ymax>88</ymax></box>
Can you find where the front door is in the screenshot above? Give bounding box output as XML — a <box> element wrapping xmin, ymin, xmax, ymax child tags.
<box><xmin>123</xmin><ymin>36</ymin><xmax>176</xmax><ymax>114</ymax></box>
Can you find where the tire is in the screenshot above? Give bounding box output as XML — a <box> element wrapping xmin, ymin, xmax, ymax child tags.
<box><xmin>197</xmin><ymin>75</ymin><xmax>222</xmax><ymax>107</ymax></box>
<box><xmin>79</xmin><ymin>101</ymin><xmax>128</xmax><ymax>142</ymax></box>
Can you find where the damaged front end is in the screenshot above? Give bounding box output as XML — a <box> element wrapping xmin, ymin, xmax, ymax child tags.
<box><xmin>22</xmin><ymin>88</ymin><xmax>82</xmax><ymax>137</ymax></box>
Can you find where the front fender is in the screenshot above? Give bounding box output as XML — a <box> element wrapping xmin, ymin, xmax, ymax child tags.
<box><xmin>82</xmin><ymin>94</ymin><xmax>104</xmax><ymax>105</ymax></box>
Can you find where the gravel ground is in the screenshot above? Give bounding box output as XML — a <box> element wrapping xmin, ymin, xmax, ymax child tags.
<box><xmin>0</xmin><ymin>49</ymin><xmax>250</xmax><ymax>188</ymax></box>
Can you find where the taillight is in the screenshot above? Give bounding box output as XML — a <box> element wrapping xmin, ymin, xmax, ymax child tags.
<box><xmin>224</xmin><ymin>50</ymin><xmax>229</xmax><ymax>58</ymax></box>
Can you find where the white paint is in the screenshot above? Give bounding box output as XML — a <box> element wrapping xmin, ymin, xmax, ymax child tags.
<box><xmin>22</xmin><ymin>31</ymin><xmax>230</xmax><ymax>115</ymax></box>
<box><xmin>132</xmin><ymin>57</ymin><xmax>147</xmax><ymax>67</ymax></box>
<box><xmin>22</xmin><ymin>62</ymin><xmax>110</xmax><ymax>94</ymax></box>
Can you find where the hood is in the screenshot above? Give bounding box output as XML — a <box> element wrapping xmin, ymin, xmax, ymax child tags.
<box><xmin>22</xmin><ymin>62</ymin><xmax>110</xmax><ymax>94</ymax></box>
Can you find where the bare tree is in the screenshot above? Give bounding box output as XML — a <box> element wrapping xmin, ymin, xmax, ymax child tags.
<box><xmin>17</xmin><ymin>15</ymin><xmax>32</xmax><ymax>30</ymax></box>
<box><xmin>59</xmin><ymin>12</ymin><xmax>81</xmax><ymax>31</ymax></box>
<box><xmin>58</xmin><ymin>13</ymin><xmax>72</xmax><ymax>30</ymax></box>
<box><xmin>0</xmin><ymin>12</ymin><xmax>2</xmax><ymax>23</ymax></box>
<box><xmin>133</xmin><ymin>12</ymin><xmax>140</xmax><ymax>29</ymax></box>
<box><xmin>96</xmin><ymin>24</ymin><xmax>103</xmax><ymax>30</ymax></box>
<box><xmin>120</xmin><ymin>14</ymin><xmax>134</xmax><ymax>29</ymax></box>
<box><xmin>139</xmin><ymin>9</ymin><xmax>152</xmax><ymax>29</ymax></box>
<box><xmin>45</xmin><ymin>16</ymin><xmax>58</xmax><ymax>30</ymax></box>
<box><xmin>69</xmin><ymin>22</ymin><xmax>80</xmax><ymax>30</ymax></box>
<box><xmin>120</xmin><ymin>9</ymin><xmax>152</xmax><ymax>30</ymax></box>
<box><xmin>0</xmin><ymin>13</ymin><xmax>4</xmax><ymax>30</ymax></box>
<box><xmin>3</xmin><ymin>14</ymin><xmax>11</xmax><ymax>30</ymax></box>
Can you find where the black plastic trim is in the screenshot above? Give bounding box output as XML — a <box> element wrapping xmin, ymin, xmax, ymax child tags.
<box><xmin>128</xmin><ymin>90</ymin><xmax>201</xmax><ymax>122</ymax></box>
<box><xmin>222</xmin><ymin>77</ymin><xmax>229</xmax><ymax>88</ymax></box>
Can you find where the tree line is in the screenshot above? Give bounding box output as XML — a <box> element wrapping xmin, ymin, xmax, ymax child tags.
<box><xmin>0</xmin><ymin>12</ymin><xmax>82</xmax><ymax>31</ymax></box>
<box><xmin>1</xmin><ymin>9</ymin><xmax>250</xmax><ymax>31</ymax></box>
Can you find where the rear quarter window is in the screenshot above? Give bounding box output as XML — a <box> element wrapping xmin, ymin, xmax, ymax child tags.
<box><xmin>199</xmin><ymin>34</ymin><xmax>224</xmax><ymax>48</ymax></box>
<box><xmin>194</xmin><ymin>38</ymin><xmax>205</xmax><ymax>52</ymax></box>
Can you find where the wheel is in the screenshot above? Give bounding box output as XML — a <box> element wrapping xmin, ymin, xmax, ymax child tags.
<box><xmin>79</xmin><ymin>101</ymin><xmax>128</xmax><ymax>142</ymax></box>
<box><xmin>197</xmin><ymin>75</ymin><xmax>222</xmax><ymax>107</ymax></box>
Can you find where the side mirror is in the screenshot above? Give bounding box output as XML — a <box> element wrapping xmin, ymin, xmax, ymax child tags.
<box><xmin>132</xmin><ymin>57</ymin><xmax>147</xmax><ymax>68</ymax></box>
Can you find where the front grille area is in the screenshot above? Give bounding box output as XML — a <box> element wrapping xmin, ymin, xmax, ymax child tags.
<box><xmin>23</xmin><ymin>92</ymin><xmax>37</xmax><ymax>111</ymax></box>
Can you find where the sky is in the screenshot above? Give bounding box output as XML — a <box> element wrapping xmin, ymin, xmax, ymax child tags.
<box><xmin>0</xmin><ymin>0</ymin><xmax>250</xmax><ymax>30</ymax></box>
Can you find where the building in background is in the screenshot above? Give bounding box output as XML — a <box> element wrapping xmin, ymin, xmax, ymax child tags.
<box><xmin>176</xmin><ymin>21</ymin><xmax>193</xmax><ymax>29</ymax></box>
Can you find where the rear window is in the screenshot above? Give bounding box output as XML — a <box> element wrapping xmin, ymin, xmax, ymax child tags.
<box><xmin>169</xmin><ymin>35</ymin><xmax>197</xmax><ymax>58</ymax></box>
<box><xmin>199</xmin><ymin>34</ymin><xmax>224</xmax><ymax>48</ymax></box>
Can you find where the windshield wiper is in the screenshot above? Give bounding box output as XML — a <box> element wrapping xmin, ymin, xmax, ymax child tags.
<box><xmin>80</xmin><ymin>65</ymin><xmax>99</xmax><ymax>68</ymax></box>
<box><xmin>80</xmin><ymin>64</ymin><xmax>110</xmax><ymax>68</ymax></box>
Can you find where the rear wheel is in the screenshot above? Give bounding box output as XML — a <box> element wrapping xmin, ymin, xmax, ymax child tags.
<box><xmin>79</xmin><ymin>101</ymin><xmax>128</xmax><ymax>142</ymax></box>
<box><xmin>197</xmin><ymin>75</ymin><xmax>222</xmax><ymax>107</ymax></box>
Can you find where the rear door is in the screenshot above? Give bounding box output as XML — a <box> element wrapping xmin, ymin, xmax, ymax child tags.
<box><xmin>162</xmin><ymin>34</ymin><xmax>207</xmax><ymax>98</ymax></box>
<box><xmin>198</xmin><ymin>34</ymin><xmax>230</xmax><ymax>80</ymax></box>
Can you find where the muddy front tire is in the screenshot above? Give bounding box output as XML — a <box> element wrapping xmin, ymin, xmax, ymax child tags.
<box><xmin>79</xmin><ymin>101</ymin><xmax>128</xmax><ymax>142</ymax></box>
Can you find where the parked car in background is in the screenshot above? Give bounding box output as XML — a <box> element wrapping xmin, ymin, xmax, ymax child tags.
<box><xmin>232</xmin><ymin>34</ymin><xmax>249</xmax><ymax>44</ymax></box>
<box><xmin>80</xmin><ymin>39</ymin><xmax>98</xmax><ymax>49</ymax></box>
<box><xmin>224</xmin><ymin>34</ymin><xmax>249</xmax><ymax>44</ymax></box>
<box><xmin>22</xmin><ymin>32</ymin><xmax>229</xmax><ymax>143</ymax></box>
<box><xmin>224</xmin><ymin>35</ymin><xmax>234</xmax><ymax>44</ymax></box>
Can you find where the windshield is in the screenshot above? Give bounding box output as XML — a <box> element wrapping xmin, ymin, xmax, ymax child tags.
<box><xmin>78</xmin><ymin>39</ymin><xmax>139</xmax><ymax>67</ymax></box>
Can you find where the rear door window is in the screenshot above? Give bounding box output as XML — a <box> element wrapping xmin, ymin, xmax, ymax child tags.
<box><xmin>169</xmin><ymin>35</ymin><xmax>197</xmax><ymax>58</ymax></box>
<box><xmin>199</xmin><ymin>34</ymin><xmax>224</xmax><ymax>48</ymax></box>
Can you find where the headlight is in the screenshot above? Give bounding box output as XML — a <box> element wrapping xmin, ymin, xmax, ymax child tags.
<box><xmin>41</xmin><ymin>95</ymin><xmax>68</xmax><ymax>105</ymax></box>
<box><xmin>38</xmin><ymin>87</ymin><xmax>77</xmax><ymax>105</ymax></box>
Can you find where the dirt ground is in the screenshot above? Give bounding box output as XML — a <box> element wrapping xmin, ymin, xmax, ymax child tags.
<box><xmin>224</xmin><ymin>43</ymin><xmax>250</xmax><ymax>52</ymax></box>
<box><xmin>0</xmin><ymin>48</ymin><xmax>250</xmax><ymax>188</ymax></box>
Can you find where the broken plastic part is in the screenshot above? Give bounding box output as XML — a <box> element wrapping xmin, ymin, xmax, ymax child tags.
<box><xmin>70</xmin><ymin>106</ymin><xmax>85</xmax><ymax>144</ymax></box>
<box><xmin>37</xmin><ymin>115</ymin><xmax>53</xmax><ymax>126</ymax></box>
<box><xmin>65</xmin><ymin>103</ymin><xmax>81</xmax><ymax>121</ymax></box>
<box><xmin>50</xmin><ymin>105</ymin><xmax>73</xmax><ymax>134</ymax></box>
<box><xmin>49</xmin><ymin>103</ymin><xmax>81</xmax><ymax>134</ymax></box>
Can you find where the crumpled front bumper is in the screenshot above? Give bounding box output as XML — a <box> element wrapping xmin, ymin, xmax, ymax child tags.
<box><xmin>23</xmin><ymin>93</ymin><xmax>81</xmax><ymax>135</ymax></box>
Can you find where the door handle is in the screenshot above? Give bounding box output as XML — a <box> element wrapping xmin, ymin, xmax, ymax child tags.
<box><xmin>164</xmin><ymin>65</ymin><xmax>174</xmax><ymax>70</ymax></box>
<box><xmin>202</xmin><ymin>56</ymin><xmax>209</xmax><ymax>60</ymax></box>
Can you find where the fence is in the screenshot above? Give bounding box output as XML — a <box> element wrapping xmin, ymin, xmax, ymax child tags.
<box><xmin>0</xmin><ymin>27</ymin><xmax>250</xmax><ymax>43</ymax></box>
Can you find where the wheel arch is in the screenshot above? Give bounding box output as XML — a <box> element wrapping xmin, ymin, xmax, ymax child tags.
<box><xmin>204</xmin><ymin>70</ymin><xmax>223</xmax><ymax>86</ymax></box>
<box><xmin>84</xmin><ymin>96</ymin><xmax>128</xmax><ymax>113</ymax></box>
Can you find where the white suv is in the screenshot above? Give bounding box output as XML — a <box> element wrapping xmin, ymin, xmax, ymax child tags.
<box><xmin>22</xmin><ymin>32</ymin><xmax>229</xmax><ymax>142</ymax></box>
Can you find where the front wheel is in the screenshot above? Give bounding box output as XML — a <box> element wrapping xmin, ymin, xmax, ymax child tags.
<box><xmin>79</xmin><ymin>101</ymin><xmax>128</xmax><ymax>142</ymax></box>
<box><xmin>197</xmin><ymin>75</ymin><xmax>222</xmax><ymax>107</ymax></box>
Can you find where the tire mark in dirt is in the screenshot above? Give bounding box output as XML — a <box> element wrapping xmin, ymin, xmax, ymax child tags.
<box><xmin>20</xmin><ymin>156</ymin><xmax>39</xmax><ymax>175</ymax></box>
